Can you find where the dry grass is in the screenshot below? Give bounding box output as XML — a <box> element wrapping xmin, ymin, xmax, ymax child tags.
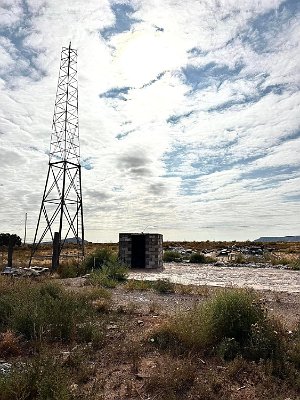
<box><xmin>0</xmin><ymin>272</ymin><xmax>300</xmax><ymax>399</ymax></box>
<box><xmin>0</xmin><ymin>330</ymin><xmax>22</xmax><ymax>357</ymax></box>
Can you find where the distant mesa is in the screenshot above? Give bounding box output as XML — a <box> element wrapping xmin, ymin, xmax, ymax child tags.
<box><xmin>254</xmin><ymin>236</ymin><xmax>300</xmax><ymax>243</ymax></box>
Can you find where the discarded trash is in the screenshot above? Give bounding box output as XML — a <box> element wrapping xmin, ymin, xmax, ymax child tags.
<box><xmin>0</xmin><ymin>362</ymin><xmax>12</xmax><ymax>375</ymax></box>
<box><xmin>1</xmin><ymin>266</ymin><xmax>49</xmax><ymax>277</ymax></box>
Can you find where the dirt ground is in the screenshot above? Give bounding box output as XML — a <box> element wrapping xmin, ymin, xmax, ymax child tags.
<box><xmin>56</xmin><ymin>276</ymin><xmax>300</xmax><ymax>399</ymax></box>
<box><xmin>61</xmin><ymin>274</ymin><xmax>300</xmax><ymax>331</ymax></box>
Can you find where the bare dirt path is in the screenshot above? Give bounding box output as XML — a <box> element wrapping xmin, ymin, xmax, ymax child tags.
<box><xmin>129</xmin><ymin>262</ymin><xmax>300</xmax><ymax>293</ymax></box>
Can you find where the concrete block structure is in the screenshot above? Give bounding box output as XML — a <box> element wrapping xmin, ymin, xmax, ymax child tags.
<box><xmin>119</xmin><ymin>233</ymin><xmax>163</xmax><ymax>269</ymax></box>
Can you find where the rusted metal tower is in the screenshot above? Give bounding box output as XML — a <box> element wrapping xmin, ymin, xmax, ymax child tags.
<box><xmin>29</xmin><ymin>43</ymin><xmax>84</xmax><ymax>269</ymax></box>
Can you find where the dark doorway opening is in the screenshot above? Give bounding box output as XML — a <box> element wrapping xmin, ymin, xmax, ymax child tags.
<box><xmin>131</xmin><ymin>234</ymin><xmax>145</xmax><ymax>268</ymax></box>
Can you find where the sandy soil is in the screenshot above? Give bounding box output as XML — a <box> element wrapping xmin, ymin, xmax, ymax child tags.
<box><xmin>61</xmin><ymin>268</ymin><xmax>300</xmax><ymax>330</ymax></box>
<box><xmin>130</xmin><ymin>262</ymin><xmax>300</xmax><ymax>293</ymax></box>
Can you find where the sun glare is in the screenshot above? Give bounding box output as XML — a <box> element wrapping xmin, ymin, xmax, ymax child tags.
<box><xmin>113</xmin><ymin>29</ymin><xmax>180</xmax><ymax>87</ymax></box>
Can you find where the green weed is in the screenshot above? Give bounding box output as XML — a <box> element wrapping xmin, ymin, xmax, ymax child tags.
<box><xmin>0</xmin><ymin>354</ymin><xmax>71</xmax><ymax>400</ymax></box>
<box><xmin>152</xmin><ymin>279</ymin><xmax>175</xmax><ymax>294</ymax></box>
<box><xmin>125</xmin><ymin>279</ymin><xmax>152</xmax><ymax>291</ymax></box>
<box><xmin>83</xmin><ymin>247</ymin><xmax>116</xmax><ymax>270</ymax></box>
<box><xmin>189</xmin><ymin>253</ymin><xmax>206</xmax><ymax>263</ymax></box>
<box><xmin>163</xmin><ymin>250</ymin><xmax>182</xmax><ymax>262</ymax></box>
<box><xmin>0</xmin><ymin>280</ymin><xmax>106</xmax><ymax>342</ymax></box>
<box><xmin>152</xmin><ymin>288</ymin><xmax>285</xmax><ymax>364</ymax></box>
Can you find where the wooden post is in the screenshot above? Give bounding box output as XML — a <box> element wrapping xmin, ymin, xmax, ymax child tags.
<box><xmin>52</xmin><ymin>232</ymin><xmax>60</xmax><ymax>271</ymax></box>
<box><xmin>7</xmin><ymin>236</ymin><xmax>14</xmax><ymax>268</ymax></box>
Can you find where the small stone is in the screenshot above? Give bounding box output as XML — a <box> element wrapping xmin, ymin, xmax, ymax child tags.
<box><xmin>61</xmin><ymin>351</ymin><xmax>70</xmax><ymax>362</ymax></box>
<box><xmin>107</xmin><ymin>324</ymin><xmax>118</xmax><ymax>330</ymax></box>
<box><xmin>136</xmin><ymin>373</ymin><xmax>150</xmax><ymax>380</ymax></box>
<box><xmin>137</xmin><ymin>320</ymin><xmax>144</xmax><ymax>325</ymax></box>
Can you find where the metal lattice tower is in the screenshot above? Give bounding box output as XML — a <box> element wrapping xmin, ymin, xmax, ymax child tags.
<box><xmin>29</xmin><ymin>43</ymin><xmax>84</xmax><ymax>269</ymax></box>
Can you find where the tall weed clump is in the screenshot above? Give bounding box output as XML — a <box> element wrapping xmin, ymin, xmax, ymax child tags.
<box><xmin>0</xmin><ymin>354</ymin><xmax>71</xmax><ymax>400</ymax></box>
<box><xmin>0</xmin><ymin>280</ymin><xmax>103</xmax><ymax>342</ymax></box>
<box><xmin>83</xmin><ymin>247</ymin><xmax>116</xmax><ymax>270</ymax></box>
<box><xmin>289</xmin><ymin>257</ymin><xmax>300</xmax><ymax>270</ymax></box>
<box><xmin>163</xmin><ymin>250</ymin><xmax>182</xmax><ymax>262</ymax></box>
<box><xmin>152</xmin><ymin>289</ymin><xmax>285</xmax><ymax>363</ymax></box>
<box><xmin>189</xmin><ymin>253</ymin><xmax>215</xmax><ymax>264</ymax></box>
<box><xmin>89</xmin><ymin>259</ymin><xmax>128</xmax><ymax>288</ymax></box>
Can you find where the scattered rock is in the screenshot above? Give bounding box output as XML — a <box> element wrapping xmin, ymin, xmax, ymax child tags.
<box><xmin>107</xmin><ymin>324</ymin><xmax>118</xmax><ymax>330</ymax></box>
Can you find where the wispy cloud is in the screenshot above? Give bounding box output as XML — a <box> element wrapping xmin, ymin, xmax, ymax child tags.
<box><xmin>0</xmin><ymin>0</ymin><xmax>299</xmax><ymax>242</ymax></box>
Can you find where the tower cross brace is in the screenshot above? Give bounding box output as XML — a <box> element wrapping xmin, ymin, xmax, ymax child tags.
<box><xmin>29</xmin><ymin>43</ymin><xmax>84</xmax><ymax>269</ymax></box>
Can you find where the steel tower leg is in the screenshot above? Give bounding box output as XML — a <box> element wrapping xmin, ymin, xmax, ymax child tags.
<box><xmin>29</xmin><ymin>43</ymin><xmax>84</xmax><ymax>269</ymax></box>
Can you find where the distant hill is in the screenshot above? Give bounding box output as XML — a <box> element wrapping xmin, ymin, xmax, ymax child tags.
<box><xmin>64</xmin><ymin>237</ymin><xmax>89</xmax><ymax>244</ymax></box>
<box><xmin>254</xmin><ymin>236</ymin><xmax>300</xmax><ymax>243</ymax></box>
<box><xmin>42</xmin><ymin>237</ymin><xmax>88</xmax><ymax>244</ymax></box>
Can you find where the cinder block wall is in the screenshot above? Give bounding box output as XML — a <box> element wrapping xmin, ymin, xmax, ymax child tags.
<box><xmin>119</xmin><ymin>233</ymin><xmax>163</xmax><ymax>269</ymax></box>
<box><xmin>119</xmin><ymin>233</ymin><xmax>132</xmax><ymax>266</ymax></box>
<box><xmin>145</xmin><ymin>233</ymin><xmax>163</xmax><ymax>269</ymax></box>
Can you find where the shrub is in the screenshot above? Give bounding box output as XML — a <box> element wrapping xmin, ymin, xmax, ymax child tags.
<box><xmin>206</xmin><ymin>289</ymin><xmax>266</xmax><ymax>346</ymax></box>
<box><xmin>101</xmin><ymin>261</ymin><xmax>128</xmax><ymax>281</ymax></box>
<box><xmin>152</xmin><ymin>288</ymin><xmax>285</xmax><ymax>363</ymax></box>
<box><xmin>0</xmin><ymin>330</ymin><xmax>22</xmax><ymax>357</ymax></box>
<box><xmin>0</xmin><ymin>280</ymin><xmax>105</xmax><ymax>342</ymax></box>
<box><xmin>125</xmin><ymin>279</ymin><xmax>152</xmax><ymax>291</ymax></box>
<box><xmin>289</xmin><ymin>258</ymin><xmax>300</xmax><ymax>270</ymax></box>
<box><xmin>89</xmin><ymin>271</ymin><xmax>117</xmax><ymax>288</ymax></box>
<box><xmin>145</xmin><ymin>357</ymin><xmax>196</xmax><ymax>399</ymax></box>
<box><xmin>189</xmin><ymin>253</ymin><xmax>206</xmax><ymax>263</ymax></box>
<box><xmin>83</xmin><ymin>247</ymin><xmax>116</xmax><ymax>270</ymax></box>
<box><xmin>234</xmin><ymin>253</ymin><xmax>247</xmax><ymax>264</ymax></box>
<box><xmin>163</xmin><ymin>250</ymin><xmax>182</xmax><ymax>262</ymax></box>
<box><xmin>0</xmin><ymin>354</ymin><xmax>71</xmax><ymax>400</ymax></box>
<box><xmin>288</xmin><ymin>322</ymin><xmax>300</xmax><ymax>368</ymax></box>
<box><xmin>77</xmin><ymin>323</ymin><xmax>106</xmax><ymax>349</ymax></box>
<box><xmin>88</xmin><ymin>259</ymin><xmax>128</xmax><ymax>288</ymax></box>
<box><xmin>152</xmin><ymin>279</ymin><xmax>175</xmax><ymax>294</ymax></box>
<box><xmin>57</xmin><ymin>260</ymin><xmax>86</xmax><ymax>278</ymax></box>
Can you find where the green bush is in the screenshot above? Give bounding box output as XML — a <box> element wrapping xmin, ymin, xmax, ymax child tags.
<box><xmin>207</xmin><ymin>289</ymin><xmax>266</xmax><ymax>346</ymax></box>
<box><xmin>163</xmin><ymin>250</ymin><xmax>182</xmax><ymax>262</ymax></box>
<box><xmin>289</xmin><ymin>258</ymin><xmax>300</xmax><ymax>270</ymax></box>
<box><xmin>125</xmin><ymin>279</ymin><xmax>152</xmax><ymax>291</ymax></box>
<box><xmin>88</xmin><ymin>259</ymin><xmax>128</xmax><ymax>288</ymax></box>
<box><xmin>102</xmin><ymin>261</ymin><xmax>128</xmax><ymax>281</ymax></box>
<box><xmin>77</xmin><ymin>323</ymin><xmax>106</xmax><ymax>349</ymax></box>
<box><xmin>0</xmin><ymin>281</ymin><xmax>104</xmax><ymax>342</ymax></box>
<box><xmin>83</xmin><ymin>247</ymin><xmax>116</xmax><ymax>270</ymax></box>
<box><xmin>152</xmin><ymin>289</ymin><xmax>285</xmax><ymax>363</ymax></box>
<box><xmin>0</xmin><ymin>354</ymin><xmax>71</xmax><ymax>400</ymax></box>
<box><xmin>57</xmin><ymin>260</ymin><xmax>86</xmax><ymax>278</ymax></box>
<box><xmin>89</xmin><ymin>271</ymin><xmax>117</xmax><ymax>288</ymax></box>
<box><xmin>189</xmin><ymin>253</ymin><xmax>206</xmax><ymax>263</ymax></box>
<box><xmin>152</xmin><ymin>279</ymin><xmax>175</xmax><ymax>294</ymax></box>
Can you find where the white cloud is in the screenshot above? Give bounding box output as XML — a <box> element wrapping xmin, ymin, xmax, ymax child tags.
<box><xmin>0</xmin><ymin>0</ymin><xmax>299</xmax><ymax>243</ymax></box>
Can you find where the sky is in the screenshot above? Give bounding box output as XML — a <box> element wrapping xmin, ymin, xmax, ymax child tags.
<box><xmin>0</xmin><ymin>0</ymin><xmax>299</xmax><ymax>243</ymax></box>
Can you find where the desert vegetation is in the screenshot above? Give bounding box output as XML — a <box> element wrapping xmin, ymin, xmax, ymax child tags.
<box><xmin>0</xmin><ymin>270</ymin><xmax>299</xmax><ymax>399</ymax></box>
<box><xmin>0</xmin><ymin>241</ymin><xmax>299</xmax><ymax>398</ymax></box>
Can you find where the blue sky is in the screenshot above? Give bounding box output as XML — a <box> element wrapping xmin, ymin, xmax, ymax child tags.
<box><xmin>0</xmin><ymin>0</ymin><xmax>299</xmax><ymax>242</ymax></box>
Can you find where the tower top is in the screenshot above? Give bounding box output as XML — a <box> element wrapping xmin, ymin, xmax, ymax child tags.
<box><xmin>49</xmin><ymin>43</ymin><xmax>80</xmax><ymax>163</ymax></box>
